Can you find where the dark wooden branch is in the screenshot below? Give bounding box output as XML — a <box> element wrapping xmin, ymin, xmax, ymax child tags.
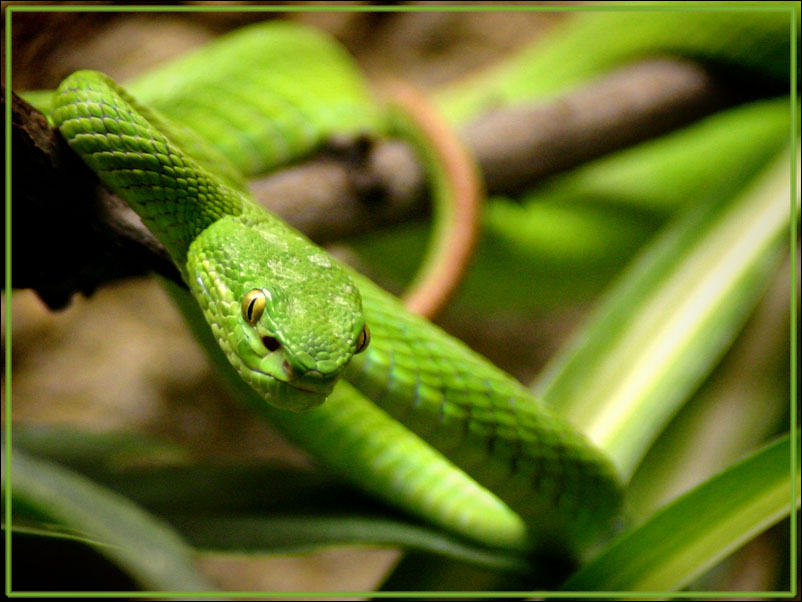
<box><xmin>8</xmin><ymin>57</ymin><xmax>769</xmax><ymax>308</ymax></box>
<box><xmin>7</xmin><ymin>88</ymin><xmax>180</xmax><ymax>308</ymax></box>
<box><xmin>465</xmin><ymin>58</ymin><xmax>746</xmax><ymax>194</ymax></box>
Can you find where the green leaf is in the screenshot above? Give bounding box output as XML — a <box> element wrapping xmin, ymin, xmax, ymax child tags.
<box><xmin>377</xmin><ymin>550</ymin><xmax>541</xmax><ymax>592</ymax></box>
<box><xmin>626</xmin><ymin>260</ymin><xmax>792</xmax><ymax>520</ymax></box>
<box><xmin>3</xmin><ymin>444</ymin><xmax>215</xmax><ymax>592</ymax></box>
<box><xmin>9</xmin><ymin>424</ymin><xmax>191</xmax><ymax>472</ymax></box>
<box><xmin>562</xmin><ymin>433</ymin><xmax>799</xmax><ymax>592</ymax></box>
<box><xmin>168</xmin><ymin>514</ymin><xmax>529</xmax><ymax>575</ymax></box>
<box><xmin>535</xmin><ymin>146</ymin><xmax>797</xmax><ymax>478</ymax></box>
<box><xmin>438</xmin><ymin>6</ymin><xmax>795</xmax><ymax>124</ymax></box>
<box><xmin>10</xmin><ymin>427</ymin><xmax>530</xmax><ymax>574</ymax></box>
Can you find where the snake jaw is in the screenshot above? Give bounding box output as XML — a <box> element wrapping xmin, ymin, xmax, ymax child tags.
<box><xmin>231</xmin><ymin>333</ymin><xmax>338</xmax><ymax>410</ymax></box>
<box><xmin>240</xmin><ymin>363</ymin><xmax>332</xmax><ymax>412</ymax></box>
<box><xmin>289</xmin><ymin>369</ymin><xmax>340</xmax><ymax>395</ymax></box>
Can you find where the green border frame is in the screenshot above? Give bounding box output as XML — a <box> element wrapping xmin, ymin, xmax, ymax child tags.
<box><xmin>3</xmin><ymin>1</ymin><xmax>798</xmax><ymax>599</ymax></box>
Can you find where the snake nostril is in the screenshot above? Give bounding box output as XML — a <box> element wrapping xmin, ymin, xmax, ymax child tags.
<box><xmin>262</xmin><ymin>336</ymin><xmax>280</xmax><ymax>352</ymax></box>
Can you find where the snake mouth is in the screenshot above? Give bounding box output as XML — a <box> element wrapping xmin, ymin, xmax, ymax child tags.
<box><xmin>290</xmin><ymin>381</ymin><xmax>327</xmax><ymax>394</ymax></box>
<box><xmin>243</xmin><ymin>365</ymin><xmax>334</xmax><ymax>411</ymax></box>
<box><xmin>250</xmin><ymin>366</ymin><xmax>336</xmax><ymax>394</ymax></box>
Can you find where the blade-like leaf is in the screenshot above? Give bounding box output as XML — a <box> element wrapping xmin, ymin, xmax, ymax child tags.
<box><xmin>3</xmin><ymin>444</ymin><xmax>215</xmax><ymax>592</ymax></box>
<box><xmin>535</xmin><ymin>147</ymin><xmax>798</xmax><ymax>478</ymax></box>
<box><xmin>168</xmin><ymin>514</ymin><xmax>529</xmax><ymax>575</ymax></box>
<box><xmin>438</xmin><ymin>6</ymin><xmax>795</xmax><ymax>124</ymax></box>
<box><xmin>10</xmin><ymin>427</ymin><xmax>530</xmax><ymax>574</ymax></box>
<box><xmin>9</xmin><ymin>424</ymin><xmax>191</xmax><ymax>473</ymax></box>
<box><xmin>627</xmin><ymin>259</ymin><xmax>792</xmax><ymax>520</ymax></box>
<box><xmin>562</xmin><ymin>433</ymin><xmax>799</xmax><ymax>592</ymax></box>
<box><xmin>376</xmin><ymin>550</ymin><xmax>544</xmax><ymax>593</ymax></box>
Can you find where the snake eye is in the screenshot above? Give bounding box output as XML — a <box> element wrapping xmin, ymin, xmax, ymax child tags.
<box><xmin>242</xmin><ymin>289</ymin><xmax>266</xmax><ymax>325</ymax></box>
<box><xmin>354</xmin><ymin>325</ymin><xmax>370</xmax><ymax>354</ymax></box>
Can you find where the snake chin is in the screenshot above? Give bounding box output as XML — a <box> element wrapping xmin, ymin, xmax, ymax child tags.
<box><xmin>244</xmin><ymin>365</ymin><xmax>333</xmax><ymax>412</ymax></box>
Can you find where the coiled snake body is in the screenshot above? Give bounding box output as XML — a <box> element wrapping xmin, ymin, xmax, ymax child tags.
<box><xmin>45</xmin><ymin>7</ymin><xmax>793</xmax><ymax>554</ymax></box>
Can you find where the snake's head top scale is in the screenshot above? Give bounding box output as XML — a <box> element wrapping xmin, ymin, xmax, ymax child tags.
<box><xmin>188</xmin><ymin>212</ymin><xmax>369</xmax><ymax>412</ymax></box>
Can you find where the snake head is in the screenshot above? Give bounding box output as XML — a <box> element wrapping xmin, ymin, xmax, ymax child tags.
<box><xmin>187</xmin><ymin>212</ymin><xmax>369</xmax><ymax>411</ymax></box>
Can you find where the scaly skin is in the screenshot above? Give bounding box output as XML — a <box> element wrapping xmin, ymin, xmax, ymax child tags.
<box><xmin>52</xmin><ymin>63</ymin><xmax>623</xmax><ymax>552</ymax></box>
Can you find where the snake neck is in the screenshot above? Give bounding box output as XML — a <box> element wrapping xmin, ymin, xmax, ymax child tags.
<box><xmin>53</xmin><ymin>70</ymin><xmax>248</xmax><ymax>271</ymax></box>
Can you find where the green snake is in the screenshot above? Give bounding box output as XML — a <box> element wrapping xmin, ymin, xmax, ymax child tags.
<box><xmin>38</xmin><ymin>6</ymin><xmax>794</xmax><ymax>555</ymax></box>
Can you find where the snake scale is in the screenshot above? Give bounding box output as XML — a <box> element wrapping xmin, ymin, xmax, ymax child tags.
<box><xmin>41</xmin><ymin>5</ymin><xmax>794</xmax><ymax>555</ymax></box>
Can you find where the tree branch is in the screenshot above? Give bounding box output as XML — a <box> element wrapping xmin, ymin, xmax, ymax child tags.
<box><xmin>246</xmin><ymin>58</ymin><xmax>764</xmax><ymax>236</ymax></box>
<box><xmin>9</xmin><ymin>57</ymin><xmax>769</xmax><ymax>308</ymax></box>
<box><xmin>465</xmin><ymin>58</ymin><xmax>750</xmax><ymax>194</ymax></box>
<box><xmin>7</xmin><ymin>88</ymin><xmax>179</xmax><ymax>308</ymax></box>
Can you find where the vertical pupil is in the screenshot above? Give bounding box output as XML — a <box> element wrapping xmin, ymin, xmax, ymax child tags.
<box><xmin>247</xmin><ymin>298</ymin><xmax>257</xmax><ymax>321</ymax></box>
